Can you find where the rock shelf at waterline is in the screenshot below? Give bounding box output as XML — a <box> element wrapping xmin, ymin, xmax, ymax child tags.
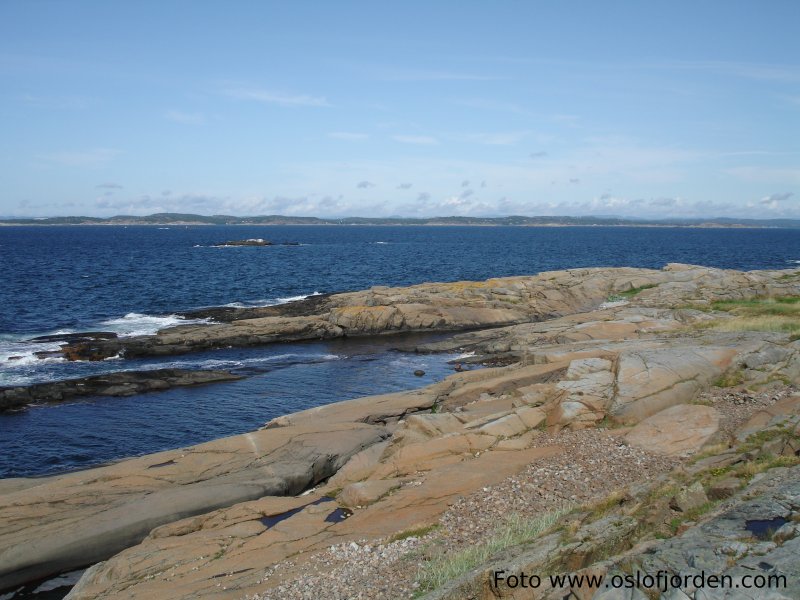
<box><xmin>0</xmin><ymin>368</ymin><xmax>242</xmax><ymax>411</ymax></box>
<box><xmin>44</xmin><ymin>263</ymin><xmax>800</xmax><ymax>362</ymax></box>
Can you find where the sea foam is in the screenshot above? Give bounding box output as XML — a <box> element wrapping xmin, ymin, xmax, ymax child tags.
<box><xmin>99</xmin><ymin>313</ymin><xmax>214</xmax><ymax>337</ymax></box>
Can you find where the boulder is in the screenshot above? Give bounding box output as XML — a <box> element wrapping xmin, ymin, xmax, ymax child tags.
<box><xmin>669</xmin><ymin>481</ymin><xmax>709</xmax><ymax>512</ymax></box>
<box><xmin>737</xmin><ymin>395</ymin><xmax>800</xmax><ymax>441</ymax></box>
<box><xmin>611</xmin><ymin>346</ymin><xmax>734</xmax><ymax>422</ymax></box>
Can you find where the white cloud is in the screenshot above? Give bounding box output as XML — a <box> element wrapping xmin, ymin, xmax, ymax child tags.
<box><xmin>224</xmin><ymin>88</ymin><xmax>330</xmax><ymax>107</ymax></box>
<box><xmin>42</xmin><ymin>148</ymin><xmax>120</xmax><ymax>167</ymax></box>
<box><xmin>91</xmin><ymin>192</ymin><xmax>359</xmax><ymax>218</ymax></box>
<box><xmin>459</xmin><ymin>131</ymin><xmax>530</xmax><ymax>146</ymax></box>
<box><xmin>392</xmin><ymin>135</ymin><xmax>438</xmax><ymax>145</ymax></box>
<box><xmin>758</xmin><ymin>192</ymin><xmax>795</xmax><ymax>210</ymax></box>
<box><xmin>366</xmin><ymin>66</ymin><xmax>500</xmax><ymax>82</ymax></box>
<box><xmin>761</xmin><ymin>192</ymin><xmax>793</xmax><ymax>203</ymax></box>
<box><xmin>454</xmin><ymin>98</ymin><xmax>531</xmax><ymax>116</ymax></box>
<box><xmin>726</xmin><ymin>167</ymin><xmax>800</xmax><ymax>184</ymax></box>
<box><xmin>20</xmin><ymin>94</ymin><xmax>93</xmax><ymax>109</ymax></box>
<box><xmin>659</xmin><ymin>60</ymin><xmax>800</xmax><ymax>83</ymax></box>
<box><xmin>329</xmin><ymin>131</ymin><xmax>369</xmax><ymax>141</ymax></box>
<box><xmin>165</xmin><ymin>110</ymin><xmax>205</xmax><ymax>124</ymax></box>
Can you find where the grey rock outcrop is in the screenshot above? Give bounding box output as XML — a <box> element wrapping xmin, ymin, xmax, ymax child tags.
<box><xmin>0</xmin><ymin>368</ymin><xmax>242</xmax><ymax>411</ymax></box>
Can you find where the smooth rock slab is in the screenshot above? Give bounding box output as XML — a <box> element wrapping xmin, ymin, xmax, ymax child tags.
<box><xmin>625</xmin><ymin>404</ymin><xmax>720</xmax><ymax>456</ymax></box>
<box><xmin>0</xmin><ymin>421</ymin><xmax>385</xmax><ymax>590</ymax></box>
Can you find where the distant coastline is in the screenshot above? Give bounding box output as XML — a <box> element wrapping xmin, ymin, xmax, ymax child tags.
<box><xmin>1</xmin><ymin>213</ymin><xmax>799</xmax><ymax>228</ymax></box>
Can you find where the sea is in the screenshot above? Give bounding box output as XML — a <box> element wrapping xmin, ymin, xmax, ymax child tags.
<box><xmin>1</xmin><ymin>224</ymin><xmax>799</xmax><ymax>479</ymax></box>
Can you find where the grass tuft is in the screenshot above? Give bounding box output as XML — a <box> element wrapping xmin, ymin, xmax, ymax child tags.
<box><xmin>690</xmin><ymin>296</ymin><xmax>800</xmax><ymax>336</ymax></box>
<box><xmin>415</xmin><ymin>506</ymin><xmax>571</xmax><ymax>593</ymax></box>
<box><xmin>714</xmin><ymin>369</ymin><xmax>745</xmax><ymax>388</ymax></box>
<box><xmin>389</xmin><ymin>523</ymin><xmax>440</xmax><ymax>542</ymax></box>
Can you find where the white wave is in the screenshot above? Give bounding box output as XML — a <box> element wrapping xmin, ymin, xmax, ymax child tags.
<box><xmin>374</xmin><ymin>241</ymin><xmax>390</xmax><ymax>244</ymax></box>
<box><xmin>223</xmin><ymin>292</ymin><xmax>322</xmax><ymax>308</ymax></box>
<box><xmin>222</xmin><ymin>300</ymin><xmax>267</xmax><ymax>308</ymax></box>
<box><xmin>0</xmin><ymin>340</ymin><xmax>65</xmax><ymax>367</ymax></box>
<box><xmin>277</xmin><ymin>292</ymin><xmax>322</xmax><ymax>303</ymax></box>
<box><xmin>99</xmin><ymin>313</ymin><xmax>213</xmax><ymax>337</ymax></box>
<box><xmin>788</xmin><ymin>260</ymin><xmax>800</xmax><ymax>264</ymax></box>
<box><xmin>455</xmin><ymin>351</ymin><xmax>476</xmax><ymax>360</ymax></box>
<box><xmin>126</xmin><ymin>353</ymin><xmax>342</xmax><ymax>372</ymax></box>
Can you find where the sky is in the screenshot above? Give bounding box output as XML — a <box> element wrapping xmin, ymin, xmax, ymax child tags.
<box><xmin>1</xmin><ymin>1</ymin><xmax>798</xmax><ymax>219</ymax></box>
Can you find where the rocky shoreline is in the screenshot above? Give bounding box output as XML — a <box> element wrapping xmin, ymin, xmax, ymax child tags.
<box><xmin>1</xmin><ymin>263</ymin><xmax>799</xmax><ymax>599</ymax></box>
<box><xmin>44</xmin><ymin>263</ymin><xmax>800</xmax><ymax>362</ymax></box>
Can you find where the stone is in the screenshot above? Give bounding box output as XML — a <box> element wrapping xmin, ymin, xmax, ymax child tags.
<box><xmin>737</xmin><ymin>395</ymin><xmax>800</xmax><ymax>441</ymax></box>
<box><xmin>670</xmin><ymin>481</ymin><xmax>709</xmax><ymax>513</ymax></box>
<box><xmin>515</xmin><ymin>406</ymin><xmax>546</xmax><ymax>429</ymax></box>
<box><xmin>625</xmin><ymin>405</ymin><xmax>720</xmax><ymax>456</ymax></box>
<box><xmin>708</xmin><ymin>478</ymin><xmax>741</xmax><ymax>500</ymax></box>
<box><xmin>478</xmin><ymin>413</ymin><xmax>528</xmax><ymax>437</ymax></box>
<box><xmin>611</xmin><ymin>347</ymin><xmax>734</xmax><ymax>422</ymax></box>
<box><xmin>338</xmin><ymin>479</ymin><xmax>403</xmax><ymax>508</ymax></box>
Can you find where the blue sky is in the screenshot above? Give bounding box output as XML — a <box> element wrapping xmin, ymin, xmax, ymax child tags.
<box><xmin>1</xmin><ymin>1</ymin><xmax>798</xmax><ymax>219</ymax></box>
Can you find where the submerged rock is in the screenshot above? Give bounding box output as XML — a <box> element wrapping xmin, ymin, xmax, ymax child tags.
<box><xmin>0</xmin><ymin>368</ymin><xmax>243</xmax><ymax>411</ymax></box>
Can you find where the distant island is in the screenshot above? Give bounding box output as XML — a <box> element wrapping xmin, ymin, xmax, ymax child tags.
<box><xmin>2</xmin><ymin>212</ymin><xmax>800</xmax><ymax>228</ymax></box>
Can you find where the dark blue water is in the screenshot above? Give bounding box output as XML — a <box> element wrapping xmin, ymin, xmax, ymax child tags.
<box><xmin>0</xmin><ymin>336</ymin><xmax>459</xmax><ymax>478</ymax></box>
<box><xmin>1</xmin><ymin>225</ymin><xmax>799</xmax><ymax>478</ymax></box>
<box><xmin>2</xmin><ymin>225</ymin><xmax>798</xmax><ymax>336</ymax></box>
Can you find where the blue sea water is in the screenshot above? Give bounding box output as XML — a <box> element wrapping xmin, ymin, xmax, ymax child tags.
<box><xmin>1</xmin><ymin>224</ymin><xmax>799</xmax><ymax>478</ymax></box>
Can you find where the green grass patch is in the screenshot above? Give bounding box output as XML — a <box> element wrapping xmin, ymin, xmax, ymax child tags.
<box><xmin>389</xmin><ymin>523</ymin><xmax>440</xmax><ymax>542</ymax></box>
<box><xmin>735</xmin><ymin>454</ymin><xmax>800</xmax><ymax>482</ymax></box>
<box><xmin>415</xmin><ymin>506</ymin><xmax>571</xmax><ymax>593</ymax></box>
<box><xmin>587</xmin><ymin>489</ymin><xmax>626</xmax><ymax>516</ymax></box>
<box><xmin>711</xmin><ymin>296</ymin><xmax>800</xmax><ymax>315</ymax></box>
<box><xmin>618</xmin><ymin>284</ymin><xmax>658</xmax><ymax>298</ymax></box>
<box><xmin>694</xmin><ymin>297</ymin><xmax>800</xmax><ymax>335</ymax></box>
<box><xmin>714</xmin><ymin>369</ymin><xmax>745</xmax><ymax>388</ymax></box>
<box><xmin>738</xmin><ymin>426</ymin><xmax>791</xmax><ymax>453</ymax></box>
<box><xmin>669</xmin><ymin>500</ymin><xmax>719</xmax><ymax>534</ymax></box>
<box><xmin>606</xmin><ymin>284</ymin><xmax>658</xmax><ymax>303</ymax></box>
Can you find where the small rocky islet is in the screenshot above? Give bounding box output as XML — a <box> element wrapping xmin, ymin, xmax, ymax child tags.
<box><xmin>212</xmin><ymin>238</ymin><xmax>301</xmax><ymax>247</ymax></box>
<box><xmin>1</xmin><ymin>263</ymin><xmax>800</xmax><ymax>599</ymax></box>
